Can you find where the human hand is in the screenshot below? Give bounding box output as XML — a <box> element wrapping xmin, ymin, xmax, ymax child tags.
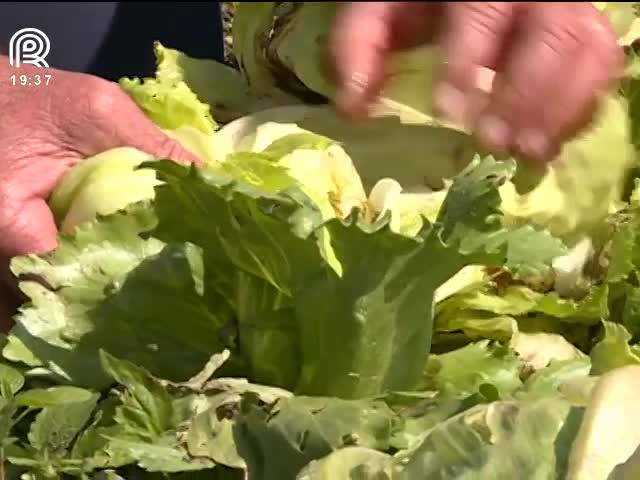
<box><xmin>330</xmin><ymin>2</ymin><xmax>624</xmax><ymax>162</ymax></box>
<box><xmin>0</xmin><ymin>58</ymin><xmax>200</xmax><ymax>257</ymax></box>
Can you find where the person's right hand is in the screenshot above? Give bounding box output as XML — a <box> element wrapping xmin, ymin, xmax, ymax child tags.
<box><xmin>0</xmin><ymin>57</ymin><xmax>201</xmax><ymax>258</ymax></box>
<box><xmin>330</xmin><ymin>2</ymin><xmax>624</xmax><ymax>163</ymax></box>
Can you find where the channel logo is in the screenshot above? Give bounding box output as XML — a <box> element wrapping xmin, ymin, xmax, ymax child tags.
<box><xmin>9</xmin><ymin>28</ymin><xmax>50</xmax><ymax>68</ymax></box>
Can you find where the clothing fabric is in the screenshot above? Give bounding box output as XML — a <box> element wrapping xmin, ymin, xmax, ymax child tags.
<box><xmin>0</xmin><ymin>2</ymin><xmax>224</xmax><ymax>79</ymax></box>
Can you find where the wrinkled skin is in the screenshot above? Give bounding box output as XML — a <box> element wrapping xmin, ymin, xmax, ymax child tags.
<box><xmin>0</xmin><ymin>59</ymin><xmax>201</xmax><ymax>257</ymax></box>
<box><xmin>330</xmin><ymin>2</ymin><xmax>624</xmax><ymax>163</ymax></box>
<box><xmin>0</xmin><ymin>59</ymin><xmax>201</xmax><ymax>329</ymax></box>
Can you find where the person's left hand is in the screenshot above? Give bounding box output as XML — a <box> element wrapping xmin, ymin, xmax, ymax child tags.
<box><xmin>330</xmin><ymin>2</ymin><xmax>625</xmax><ymax>162</ymax></box>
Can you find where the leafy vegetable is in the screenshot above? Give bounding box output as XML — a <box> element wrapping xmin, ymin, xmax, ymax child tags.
<box><xmin>4</xmin><ymin>3</ymin><xmax>640</xmax><ymax>479</ymax></box>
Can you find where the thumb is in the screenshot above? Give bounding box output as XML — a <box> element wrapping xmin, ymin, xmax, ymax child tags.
<box><xmin>0</xmin><ymin>122</ymin><xmax>197</xmax><ymax>258</ymax></box>
<box><xmin>71</xmin><ymin>81</ymin><xmax>204</xmax><ymax>166</ymax></box>
<box><xmin>114</xmin><ymin>110</ymin><xmax>204</xmax><ymax>166</ymax></box>
<box><xmin>0</xmin><ymin>197</ymin><xmax>58</xmax><ymax>257</ymax></box>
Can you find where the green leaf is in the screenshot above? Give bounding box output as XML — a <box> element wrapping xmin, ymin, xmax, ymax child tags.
<box><xmin>296</xmin><ymin>446</ymin><xmax>391</xmax><ymax>480</ymax></box>
<box><xmin>436</xmin><ymin>282</ymin><xmax>609</xmax><ymax>331</ymax></box>
<box><xmin>436</xmin><ymin>156</ymin><xmax>566</xmax><ymax>277</ymax></box>
<box><xmin>622</xmin><ymin>56</ymin><xmax>640</xmax><ymax>154</ymax></box>
<box><xmin>27</xmin><ymin>394</ymin><xmax>99</xmax><ymax>453</ymax></box>
<box><xmin>236</xmin><ymin>395</ymin><xmax>397</xmax><ymax>480</ymax></box>
<box><xmin>104</xmin><ymin>436</ymin><xmax>214</xmax><ymax>472</ymax></box>
<box><xmin>153</xmin><ymin>41</ymin><xmax>286</xmax><ymax>124</ymax></box>
<box><xmin>590</xmin><ymin>322</ymin><xmax>640</xmax><ymax>375</ymax></box>
<box><xmin>260</xmin><ymin>133</ymin><xmax>336</xmax><ymax>160</ymax></box>
<box><xmin>3</xmin><ymin>206</ymin><xmax>163</xmax><ymax>387</ymax></box>
<box><xmin>0</xmin><ymin>363</ymin><xmax>24</xmax><ymax>397</ymax></box>
<box><xmin>233</xmin><ymin>271</ymin><xmax>300</xmax><ymax>389</ymax></box>
<box><xmin>69</xmin><ymin>407</ymin><xmax>121</xmax><ymax>470</ymax></box>
<box><xmin>434</xmin><ymin>310</ymin><xmax>518</xmax><ymax>343</ymax></box>
<box><xmin>48</xmin><ymin>148</ymin><xmax>159</xmax><ymax>233</ymax></box>
<box><xmin>536</xmin><ymin>286</ymin><xmax>610</xmax><ymax>323</ymax></box>
<box><xmin>14</xmin><ymin>386</ymin><xmax>96</xmax><ymax>408</ymax></box>
<box><xmin>387</xmin><ymin>392</ymin><xmax>484</xmax><ymax>452</ymax></box>
<box><xmin>291</xmin><ymin>214</ymin><xmax>457</xmax><ymax>398</ymax></box>
<box><xmin>261</xmin><ymin>2</ymin><xmax>339</xmax><ymax>99</ymax></box>
<box><xmin>149</xmin><ymin>156</ymin><xmax>562</xmax><ymax>399</ymax></box>
<box><xmin>221</xmin><ymin>152</ymin><xmax>299</xmax><ymax>194</ymax></box>
<box><xmin>232</xmin><ymin>2</ymin><xmax>282</xmax><ymax>96</ymax></box>
<box><xmin>100</xmin><ymin>351</ymin><xmax>174</xmax><ymax>440</ymax></box>
<box><xmin>517</xmin><ymin>358</ymin><xmax>592</xmax><ymax>401</ymax></box>
<box><xmin>85</xmin><ymin>242</ymin><xmax>232</xmax><ymax>383</ymax></box>
<box><xmin>149</xmin><ymin>159</ymin><xmax>322</xmax><ymax>297</ymax></box>
<box><xmin>120</xmin><ymin>76</ymin><xmax>217</xmax><ymax>135</ymax></box>
<box><xmin>623</xmin><ymin>285</ymin><xmax>640</xmax><ymax>338</ymax></box>
<box><xmin>4</xmin><ymin>206</ymin><xmax>232</xmax><ymax>388</ymax></box>
<box><xmin>0</xmin><ymin>405</ymin><xmax>18</xmax><ymax>449</ymax></box>
<box><xmin>186</xmin><ymin>402</ymin><xmax>245</xmax><ymax>469</ymax></box>
<box><xmin>421</xmin><ymin>341</ymin><xmax>523</xmax><ymax>398</ymax></box>
<box><xmin>510</xmin><ymin>332</ymin><xmax>586</xmax><ymax>374</ymax></box>
<box><xmin>606</xmin><ymin>221</ymin><xmax>637</xmax><ymax>283</ymax></box>
<box><xmin>392</xmin><ymin>398</ymin><xmax>583</xmax><ymax>479</ymax></box>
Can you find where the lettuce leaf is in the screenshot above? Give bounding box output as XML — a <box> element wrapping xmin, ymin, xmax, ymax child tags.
<box><xmin>144</xmin><ymin>154</ymin><xmax>563</xmax><ymax>399</ymax></box>
<box><xmin>3</xmin><ymin>206</ymin><xmax>233</xmax><ymax>389</ymax></box>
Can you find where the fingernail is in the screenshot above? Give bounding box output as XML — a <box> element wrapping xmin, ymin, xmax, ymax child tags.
<box><xmin>476</xmin><ymin>114</ymin><xmax>511</xmax><ymax>151</ymax></box>
<box><xmin>516</xmin><ymin>129</ymin><xmax>551</xmax><ymax>161</ymax></box>
<box><xmin>433</xmin><ymin>82</ymin><xmax>467</xmax><ymax>125</ymax></box>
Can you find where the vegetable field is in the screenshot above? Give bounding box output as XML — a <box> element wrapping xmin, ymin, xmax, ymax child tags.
<box><xmin>4</xmin><ymin>2</ymin><xmax>640</xmax><ymax>479</ymax></box>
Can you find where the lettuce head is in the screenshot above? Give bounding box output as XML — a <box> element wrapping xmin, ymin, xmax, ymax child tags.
<box><xmin>230</xmin><ymin>2</ymin><xmax>638</xmax><ymax>247</ymax></box>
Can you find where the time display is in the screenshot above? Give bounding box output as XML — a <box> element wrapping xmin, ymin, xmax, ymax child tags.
<box><xmin>10</xmin><ymin>73</ymin><xmax>52</xmax><ymax>86</ymax></box>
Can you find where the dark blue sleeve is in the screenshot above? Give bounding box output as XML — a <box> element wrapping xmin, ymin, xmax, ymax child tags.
<box><xmin>0</xmin><ymin>2</ymin><xmax>225</xmax><ymax>80</ymax></box>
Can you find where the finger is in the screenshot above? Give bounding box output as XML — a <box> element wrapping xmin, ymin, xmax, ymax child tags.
<box><xmin>476</xmin><ymin>3</ymin><xmax>622</xmax><ymax>161</ymax></box>
<box><xmin>518</xmin><ymin>20</ymin><xmax>624</xmax><ymax>160</ymax></box>
<box><xmin>474</xmin><ymin>3</ymin><xmax>584</xmax><ymax>155</ymax></box>
<box><xmin>0</xmin><ymin>197</ymin><xmax>58</xmax><ymax>257</ymax></box>
<box><xmin>330</xmin><ymin>2</ymin><xmax>397</xmax><ymax>118</ymax></box>
<box><xmin>112</xmin><ymin>95</ymin><xmax>205</xmax><ymax>166</ymax></box>
<box><xmin>66</xmin><ymin>81</ymin><xmax>204</xmax><ymax>165</ymax></box>
<box><xmin>554</xmin><ymin>65</ymin><xmax>621</xmax><ymax>149</ymax></box>
<box><xmin>330</xmin><ymin>2</ymin><xmax>440</xmax><ymax>119</ymax></box>
<box><xmin>435</xmin><ymin>2</ymin><xmax>517</xmax><ymax>126</ymax></box>
<box><xmin>512</xmin><ymin>48</ymin><xmax>620</xmax><ymax>162</ymax></box>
